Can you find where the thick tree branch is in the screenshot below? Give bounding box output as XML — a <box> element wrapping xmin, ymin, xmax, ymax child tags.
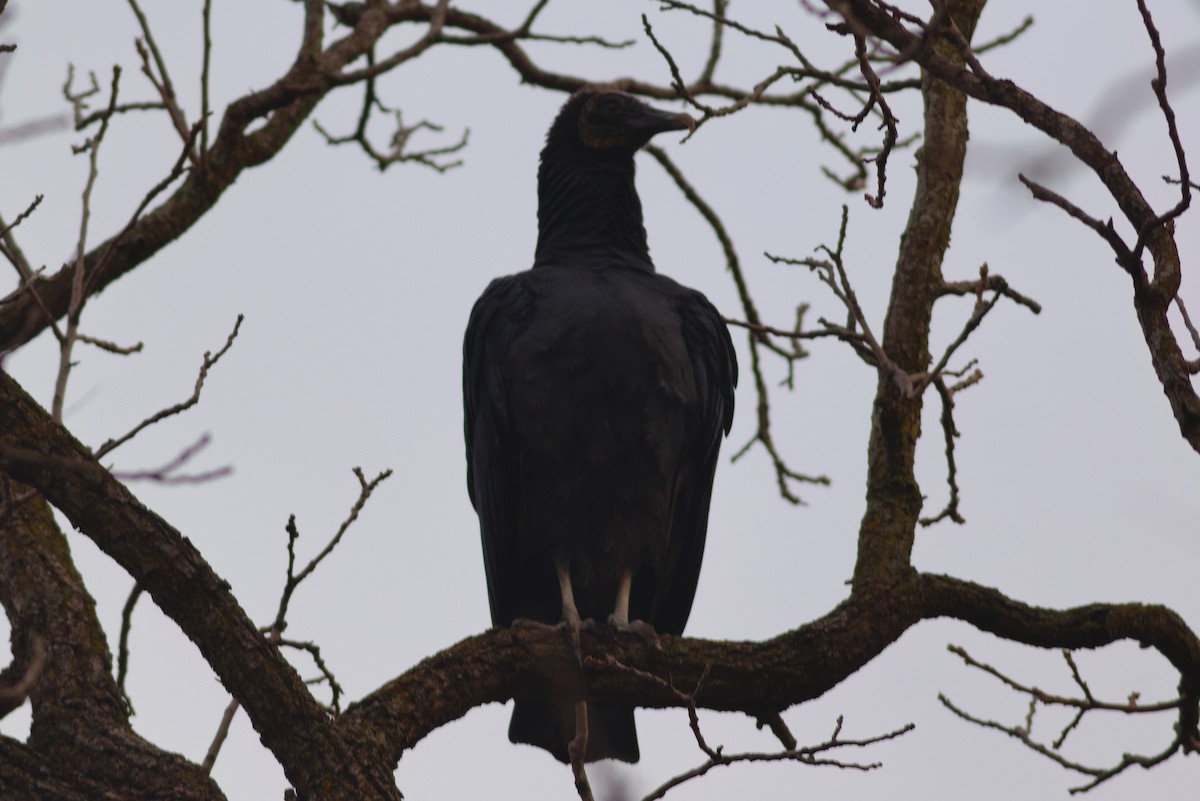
<box><xmin>0</xmin><ymin>2</ymin><xmax>395</xmax><ymax>353</ymax></box>
<box><xmin>337</xmin><ymin>572</ymin><xmax>1199</xmax><ymax>771</ymax></box>
<box><xmin>852</xmin><ymin>0</ymin><xmax>984</xmax><ymax>589</ymax></box>
<box><xmin>825</xmin><ymin>0</ymin><xmax>1200</xmax><ymax>453</ymax></box>
<box><xmin>3</xmin><ymin>298</ymin><xmax>1194</xmax><ymax>799</ymax></box>
<box><xmin>0</xmin><ymin>0</ymin><xmax>898</xmax><ymax>355</ymax></box>
<box><xmin>0</xmin><ymin>737</ymin><xmax>122</xmax><ymax>801</ymax></box>
<box><xmin>0</xmin><ymin>372</ymin><xmax>398</xmax><ymax>801</ymax></box>
<box><xmin>0</xmin><ymin>0</ymin><xmax>924</xmax><ymax>359</ymax></box>
<box><xmin>922</xmin><ymin>573</ymin><xmax>1200</xmax><ymax>759</ymax></box>
<box><xmin>1</xmin><ymin>4</ymin><xmax>1194</xmax><ymax>798</ymax></box>
<box><xmin>0</xmin><ymin>476</ymin><xmax>224</xmax><ymax>801</ymax></box>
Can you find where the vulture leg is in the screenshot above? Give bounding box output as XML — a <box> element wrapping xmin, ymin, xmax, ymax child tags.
<box><xmin>610</xmin><ymin>569</ymin><xmax>633</xmax><ymax>627</ymax></box>
<box><xmin>556</xmin><ymin>559</ymin><xmax>595</xmax><ymax>795</ymax></box>
<box><xmin>608</xmin><ymin>567</ymin><xmax>658</xmax><ymax>644</ymax></box>
<box><xmin>555</xmin><ymin>559</ymin><xmax>583</xmax><ymax>630</ymax></box>
<box><xmin>555</xmin><ymin>558</ymin><xmax>584</xmax><ymax>663</ymax></box>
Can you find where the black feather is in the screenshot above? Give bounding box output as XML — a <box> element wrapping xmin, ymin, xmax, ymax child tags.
<box><xmin>463</xmin><ymin>89</ymin><xmax>736</xmax><ymax>763</ymax></box>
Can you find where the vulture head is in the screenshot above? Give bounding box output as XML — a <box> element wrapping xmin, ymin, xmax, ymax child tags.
<box><xmin>547</xmin><ymin>89</ymin><xmax>696</xmax><ymax>155</ymax></box>
<box><xmin>535</xmin><ymin>89</ymin><xmax>695</xmax><ymax>266</ymax></box>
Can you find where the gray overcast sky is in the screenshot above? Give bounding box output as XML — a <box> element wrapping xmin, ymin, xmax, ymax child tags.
<box><xmin>2</xmin><ymin>1</ymin><xmax>1198</xmax><ymax>799</ymax></box>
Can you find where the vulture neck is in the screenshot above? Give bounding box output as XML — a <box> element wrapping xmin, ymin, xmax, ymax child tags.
<box><xmin>534</xmin><ymin>146</ymin><xmax>654</xmax><ymax>271</ymax></box>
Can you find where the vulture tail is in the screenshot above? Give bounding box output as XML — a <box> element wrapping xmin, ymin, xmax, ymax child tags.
<box><xmin>509</xmin><ymin>699</ymin><xmax>640</xmax><ymax>764</ymax></box>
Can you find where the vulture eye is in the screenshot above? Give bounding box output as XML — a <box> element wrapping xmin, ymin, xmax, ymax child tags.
<box><xmin>595</xmin><ymin>96</ymin><xmax>624</xmax><ymax>120</ymax></box>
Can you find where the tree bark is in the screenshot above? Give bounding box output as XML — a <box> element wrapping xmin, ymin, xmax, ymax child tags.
<box><xmin>0</xmin><ymin>477</ymin><xmax>225</xmax><ymax>801</ymax></box>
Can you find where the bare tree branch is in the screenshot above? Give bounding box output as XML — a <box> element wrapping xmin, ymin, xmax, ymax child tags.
<box><xmin>919</xmin><ymin>377</ymin><xmax>965</xmax><ymax>526</ymax></box>
<box><xmin>94</xmin><ymin>314</ymin><xmax>243</xmax><ymax>459</ymax></box>
<box><xmin>823</xmin><ymin>0</ymin><xmax>1200</xmax><ymax>452</ymax></box>
<box><xmin>1129</xmin><ymin>0</ymin><xmax>1191</xmax><ymax>264</ymax></box>
<box><xmin>937</xmin><ymin>640</ymin><xmax>1199</xmax><ymax>784</ymax></box>
<box><xmin>313</xmin><ymin>58</ymin><xmax>470</xmax><ymax>174</ymax></box>
<box><xmin>52</xmin><ymin>66</ymin><xmax>121</xmax><ymax>421</ymax></box>
<box><xmin>646</xmin><ymin>143</ymin><xmax>829</xmax><ymax>502</ymax></box>
<box><xmin>200</xmin><ymin>0</ymin><xmax>213</xmax><ymax>168</ymax></box>
<box><xmin>111</xmin><ymin>433</ymin><xmax>232</xmax><ymax>484</ymax></box>
<box><xmin>0</xmin><ymin>369</ymin><xmax>400</xmax><ymax>800</ymax></box>
<box><xmin>1</xmin><ymin>3</ymin><xmax>1195</xmax><ymax>798</ymax></box>
<box><xmin>116</xmin><ymin>582</ymin><xmax>143</xmax><ymax>714</ymax></box>
<box><xmin>126</xmin><ymin>0</ymin><xmax>199</xmax><ymax>165</ymax></box>
<box><xmin>203</xmin><ymin>466</ymin><xmax>390</xmax><ymax>772</ymax></box>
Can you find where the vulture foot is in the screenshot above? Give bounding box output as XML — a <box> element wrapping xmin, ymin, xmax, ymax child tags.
<box><xmin>607</xmin><ymin>616</ymin><xmax>661</xmax><ymax>649</ymax></box>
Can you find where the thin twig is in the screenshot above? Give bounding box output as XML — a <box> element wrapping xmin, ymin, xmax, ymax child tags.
<box><xmin>94</xmin><ymin>314</ymin><xmax>243</xmax><ymax>459</ymax></box>
<box><xmin>767</xmin><ymin>206</ymin><xmax>912</xmax><ymax>394</ymax></box>
<box><xmin>111</xmin><ymin>433</ymin><xmax>232</xmax><ymax>484</ymax></box>
<box><xmin>939</xmin><ymin>692</ymin><xmax>1182</xmax><ymax>794</ymax></box>
<box><xmin>202</xmin><ymin>696</ymin><xmax>242</xmax><ymax>772</ymax></box>
<box><xmin>940</xmin><ymin>272</ymin><xmax>1042</xmax><ymax>314</ymax></box>
<box><xmin>278</xmin><ymin>638</ymin><xmax>345</xmax><ymax>713</ymax></box>
<box><xmin>313</xmin><ymin>70</ymin><xmax>470</xmax><ymax>175</ymax></box>
<box><xmin>0</xmin><ymin>196</ymin><xmax>66</xmax><ymax>348</ymax></box>
<box><xmin>642</xmin><ymin>14</ymin><xmax>810</xmax><ymax>134</ymax></box>
<box><xmin>724</xmin><ymin>317</ymin><xmax>843</xmax><ymax>343</ymax></box>
<box><xmin>203</xmin><ymin>468</ymin><xmax>391</xmax><ymax>769</ymax></box>
<box><xmin>53</xmin><ymin>67</ymin><xmax>120</xmax><ymax>422</ymax></box>
<box><xmin>75</xmin><ymin>101</ymin><xmax>166</xmax><ymax>130</ymax></box>
<box><xmin>646</xmin><ymin>144</ymin><xmax>829</xmax><ymax>501</ymax></box>
<box><xmin>62</xmin><ymin>66</ymin><xmax>101</xmax><ymax>128</ymax></box>
<box><xmin>642</xmin><ymin>713</ymin><xmax>914</xmax><ymax>801</ymax></box>
<box><xmin>947</xmin><ymin>645</ymin><xmax>1181</xmax><ymax>714</ymax></box>
<box><xmin>77</xmin><ymin>333</ymin><xmax>144</xmax><ymax>355</ymax></box>
<box><xmin>127</xmin><ymin>0</ymin><xmax>199</xmax><ymax>164</ymax></box>
<box><xmin>912</xmin><ymin>284</ymin><xmax>1004</xmax><ymax>397</ymax></box>
<box><xmin>586</xmin><ymin>654</ymin><xmax>911</xmax><ymax>800</ymax></box>
<box><xmin>1176</xmin><ymin>296</ymin><xmax>1200</xmax><ymax>352</ymax></box>
<box><xmin>972</xmin><ymin>15</ymin><xmax>1033</xmax><ymax>56</ymax></box>
<box><xmin>116</xmin><ymin>583</ymin><xmax>144</xmax><ymax>713</ymax></box>
<box><xmin>0</xmin><ymin>195</ymin><xmax>43</xmax><ymax>242</ymax></box>
<box><xmin>941</xmin><ymin>643</ymin><xmax>1186</xmax><ymax>792</ymax></box>
<box><xmin>1129</xmin><ymin>0</ymin><xmax>1191</xmax><ymax>264</ymax></box>
<box><xmin>272</xmin><ymin>467</ymin><xmax>394</xmax><ymax>628</ymax></box>
<box><xmin>1018</xmin><ymin>174</ymin><xmax>1138</xmax><ymax>276</ymax></box>
<box><xmin>1175</xmin><ymin>296</ymin><xmax>1200</xmax><ymax>373</ymax></box>
<box><xmin>201</xmin><ymin>0</ymin><xmax>213</xmax><ymax>168</ymax></box>
<box><xmin>918</xmin><ymin>377</ymin><xmax>964</xmax><ymax>526</ymax></box>
<box><xmin>86</xmin><ymin>119</ymin><xmax>202</xmax><ymax>295</ymax></box>
<box><xmin>697</xmin><ymin>0</ymin><xmax>727</xmax><ymax>85</ymax></box>
<box><xmin>659</xmin><ymin>0</ymin><xmax>812</xmax><ymax>67</ymax></box>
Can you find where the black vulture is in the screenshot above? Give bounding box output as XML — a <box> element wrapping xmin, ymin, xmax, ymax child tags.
<box><xmin>462</xmin><ymin>89</ymin><xmax>737</xmax><ymax>766</ymax></box>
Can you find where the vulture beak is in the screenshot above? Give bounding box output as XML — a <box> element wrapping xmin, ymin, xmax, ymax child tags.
<box><xmin>631</xmin><ymin>105</ymin><xmax>697</xmax><ymax>140</ymax></box>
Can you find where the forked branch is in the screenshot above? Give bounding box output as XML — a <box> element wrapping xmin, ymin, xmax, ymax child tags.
<box><xmin>940</xmin><ymin>644</ymin><xmax>1189</xmax><ymax>793</ymax></box>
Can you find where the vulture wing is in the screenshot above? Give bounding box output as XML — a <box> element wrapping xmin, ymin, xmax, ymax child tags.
<box><xmin>463</xmin><ymin>274</ymin><xmax>531</xmax><ymax>627</ymax></box>
<box><xmin>637</xmin><ymin>284</ymin><xmax>738</xmax><ymax>635</ymax></box>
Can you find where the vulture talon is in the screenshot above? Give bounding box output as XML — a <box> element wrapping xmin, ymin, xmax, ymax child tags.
<box><xmin>608</xmin><ymin>616</ymin><xmax>661</xmax><ymax>648</ymax></box>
